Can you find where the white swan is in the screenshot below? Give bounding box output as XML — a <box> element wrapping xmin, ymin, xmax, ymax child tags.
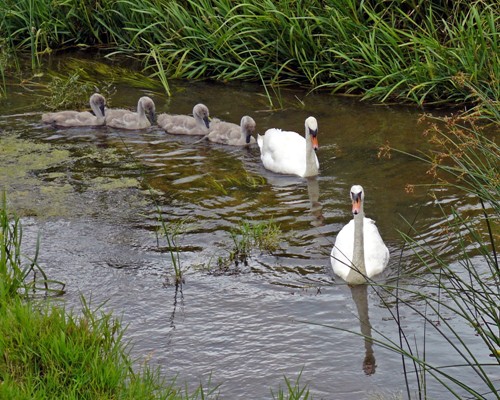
<box><xmin>41</xmin><ymin>93</ymin><xmax>106</xmax><ymax>127</ymax></box>
<box><xmin>330</xmin><ymin>185</ymin><xmax>389</xmax><ymax>284</ymax></box>
<box><xmin>157</xmin><ymin>103</ymin><xmax>210</xmax><ymax>136</ymax></box>
<box><xmin>205</xmin><ymin>115</ymin><xmax>256</xmax><ymax>146</ymax></box>
<box><xmin>105</xmin><ymin>96</ymin><xmax>156</xmax><ymax>130</ymax></box>
<box><xmin>257</xmin><ymin>116</ymin><xmax>319</xmax><ymax>177</ymax></box>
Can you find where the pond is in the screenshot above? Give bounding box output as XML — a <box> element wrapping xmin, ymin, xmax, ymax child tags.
<box><xmin>0</xmin><ymin>54</ymin><xmax>493</xmax><ymax>399</ymax></box>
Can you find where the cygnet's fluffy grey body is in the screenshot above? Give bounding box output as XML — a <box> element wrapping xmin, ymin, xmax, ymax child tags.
<box><xmin>41</xmin><ymin>93</ymin><xmax>106</xmax><ymax>127</ymax></box>
<box><xmin>206</xmin><ymin>115</ymin><xmax>256</xmax><ymax>146</ymax></box>
<box><xmin>157</xmin><ymin>103</ymin><xmax>210</xmax><ymax>135</ymax></box>
<box><xmin>105</xmin><ymin>96</ymin><xmax>156</xmax><ymax>130</ymax></box>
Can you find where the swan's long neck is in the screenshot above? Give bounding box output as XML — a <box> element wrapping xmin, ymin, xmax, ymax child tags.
<box><xmin>90</xmin><ymin>98</ymin><xmax>104</xmax><ymax>119</ymax></box>
<box><xmin>137</xmin><ymin>100</ymin><xmax>147</xmax><ymax>120</ymax></box>
<box><xmin>347</xmin><ymin>208</ymin><xmax>367</xmax><ymax>284</ymax></box>
<box><xmin>304</xmin><ymin>130</ymin><xmax>318</xmax><ymax>177</ymax></box>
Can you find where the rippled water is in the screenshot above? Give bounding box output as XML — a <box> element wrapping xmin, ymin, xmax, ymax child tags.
<box><xmin>0</xmin><ymin>56</ymin><xmax>494</xmax><ymax>399</ymax></box>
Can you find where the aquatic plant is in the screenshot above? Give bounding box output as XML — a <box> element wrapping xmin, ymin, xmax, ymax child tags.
<box><xmin>41</xmin><ymin>71</ymin><xmax>96</xmax><ymax>110</ymax></box>
<box><xmin>229</xmin><ymin>219</ymin><xmax>282</xmax><ymax>265</ymax></box>
<box><xmin>271</xmin><ymin>370</ymin><xmax>312</xmax><ymax>400</ymax></box>
<box><xmin>156</xmin><ymin>211</ymin><xmax>186</xmax><ymax>286</ymax></box>
<box><xmin>0</xmin><ymin>193</ymin><xmax>65</xmax><ymax>300</ymax></box>
<box><xmin>142</xmin><ymin>41</ymin><xmax>172</xmax><ymax>96</ymax></box>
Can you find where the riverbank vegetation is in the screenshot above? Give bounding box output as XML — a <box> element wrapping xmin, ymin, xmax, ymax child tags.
<box><xmin>374</xmin><ymin>106</ymin><xmax>499</xmax><ymax>398</ymax></box>
<box><xmin>1</xmin><ymin>0</ymin><xmax>498</xmax><ymax>114</ymax></box>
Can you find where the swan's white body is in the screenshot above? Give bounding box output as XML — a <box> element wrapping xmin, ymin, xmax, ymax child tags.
<box><xmin>331</xmin><ymin>185</ymin><xmax>389</xmax><ymax>284</ymax></box>
<box><xmin>206</xmin><ymin>115</ymin><xmax>256</xmax><ymax>146</ymax></box>
<box><xmin>41</xmin><ymin>93</ymin><xmax>106</xmax><ymax>127</ymax></box>
<box><xmin>105</xmin><ymin>96</ymin><xmax>156</xmax><ymax>130</ymax></box>
<box><xmin>257</xmin><ymin>116</ymin><xmax>319</xmax><ymax>177</ymax></box>
<box><xmin>157</xmin><ymin>103</ymin><xmax>210</xmax><ymax>136</ymax></box>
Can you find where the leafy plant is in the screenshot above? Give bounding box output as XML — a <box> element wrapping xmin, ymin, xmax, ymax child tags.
<box><xmin>228</xmin><ymin>219</ymin><xmax>281</xmax><ymax>267</ymax></box>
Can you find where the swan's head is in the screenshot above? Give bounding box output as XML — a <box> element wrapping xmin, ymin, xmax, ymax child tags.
<box><xmin>90</xmin><ymin>93</ymin><xmax>106</xmax><ymax>116</ymax></box>
<box><xmin>241</xmin><ymin>115</ymin><xmax>256</xmax><ymax>144</ymax></box>
<box><xmin>350</xmin><ymin>185</ymin><xmax>365</xmax><ymax>215</ymax></box>
<box><xmin>305</xmin><ymin>116</ymin><xmax>319</xmax><ymax>151</ymax></box>
<box><xmin>193</xmin><ymin>103</ymin><xmax>210</xmax><ymax>129</ymax></box>
<box><xmin>139</xmin><ymin>96</ymin><xmax>156</xmax><ymax>124</ymax></box>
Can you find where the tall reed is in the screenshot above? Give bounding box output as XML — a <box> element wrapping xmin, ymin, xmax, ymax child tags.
<box><xmin>1</xmin><ymin>0</ymin><xmax>498</xmax><ymax>110</ymax></box>
<box><xmin>374</xmin><ymin>109</ymin><xmax>499</xmax><ymax>398</ymax></box>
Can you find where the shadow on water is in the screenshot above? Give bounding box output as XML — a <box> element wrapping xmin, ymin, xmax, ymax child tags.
<box><xmin>0</xmin><ymin>54</ymin><xmax>495</xmax><ymax>399</ymax></box>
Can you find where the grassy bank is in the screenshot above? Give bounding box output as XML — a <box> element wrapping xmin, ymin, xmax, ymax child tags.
<box><xmin>1</xmin><ymin>0</ymin><xmax>498</xmax><ymax>112</ymax></box>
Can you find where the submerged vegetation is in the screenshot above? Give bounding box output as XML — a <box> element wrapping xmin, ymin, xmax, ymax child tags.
<box><xmin>0</xmin><ymin>0</ymin><xmax>499</xmax><ymax>113</ymax></box>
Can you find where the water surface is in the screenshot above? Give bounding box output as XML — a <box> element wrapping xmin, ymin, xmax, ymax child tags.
<box><xmin>0</xmin><ymin>56</ymin><xmax>494</xmax><ymax>399</ymax></box>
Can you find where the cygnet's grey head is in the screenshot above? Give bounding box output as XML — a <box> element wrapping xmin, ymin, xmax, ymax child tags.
<box><xmin>139</xmin><ymin>96</ymin><xmax>156</xmax><ymax>123</ymax></box>
<box><xmin>241</xmin><ymin>115</ymin><xmax>256</xmax><ymax>143</ymax></box>
<box><xmin>193</xmin><ymin>103</ymin><xmax>210</xmax><ymax>129</ymax></box>
<box><xmin>90</xmin><ymin>93</ymin><xmax>106</xmax><ymax>116</ymax></box>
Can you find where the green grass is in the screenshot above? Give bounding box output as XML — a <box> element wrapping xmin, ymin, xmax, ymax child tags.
<box><xmin>1</xmin><ymin>0</ymin><xmax>498</xmax><ymax>112</ymax></box>
<box><xmin>0</xmin><ymin>194</ymin><xmax>213</xmax><ymax>399</ymax></box>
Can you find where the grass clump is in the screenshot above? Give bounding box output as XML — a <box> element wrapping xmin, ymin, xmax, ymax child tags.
<box><xmin>271</xmin><ymin>370</ymin><xmax>312</xmax><ymax>400</ymax></box>
<box><xmin>231</xmin><ymin>219</ymin><xmax>281</xmax><ymax>261</ymax></box>
<box><xmin>0</xmin><ymin>196</ymin><xmax>220</xmax><ymax>399</ymax></box>
<box><xmin>214</xmin><ymin>219</ymin><xmax>281</xmax><ymax>273</ymax></box>
<box><xmin>0</xmin><ymin>297</ymin><xmax>165</xmax><ymax>399</ymax></box>
<box><xmin>40</xmin><ymin>70</ymin><xmax>115</xmax><ymax>111</ymax></box>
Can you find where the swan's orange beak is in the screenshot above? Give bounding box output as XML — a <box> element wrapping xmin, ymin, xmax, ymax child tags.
<box><xmin>352</xmin><ymin>195</ymin><xmax>361</xmax><ymax>215</ymax></box>
<box><xmin>310</xmin><ymin>133</ymin><xmax>319</xmax><ymax>151</ymax></box>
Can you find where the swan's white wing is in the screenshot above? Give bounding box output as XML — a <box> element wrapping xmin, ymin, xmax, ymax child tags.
<box><xmin>363</xmin><ymin>218</ymin><xmax>390</xmax><ymax>277</ymax></box>
<box><xmin>259</xmin><ymin>129</ymin><xmax>308</xmax><ymax>176</ymax></box>
<box><xmin>331</xmin><ymin>218</ymin><xmax>389</xmax><ymax>281</ymax></box>
<box><xmin>330</xmin><ymin>219</ymin><xmax>355</xmax><ymax>281</ymax></box>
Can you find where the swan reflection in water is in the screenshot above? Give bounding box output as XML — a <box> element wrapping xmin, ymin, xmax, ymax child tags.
<box><xmin>350</xmin><ymin>284</ymin><xmax>376</xmax><ymax>375</ymax></box>
<box><xmin>306</xmin><ymin>176</ymin><xmax>324</xmax><ymax>227</ymax></box>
